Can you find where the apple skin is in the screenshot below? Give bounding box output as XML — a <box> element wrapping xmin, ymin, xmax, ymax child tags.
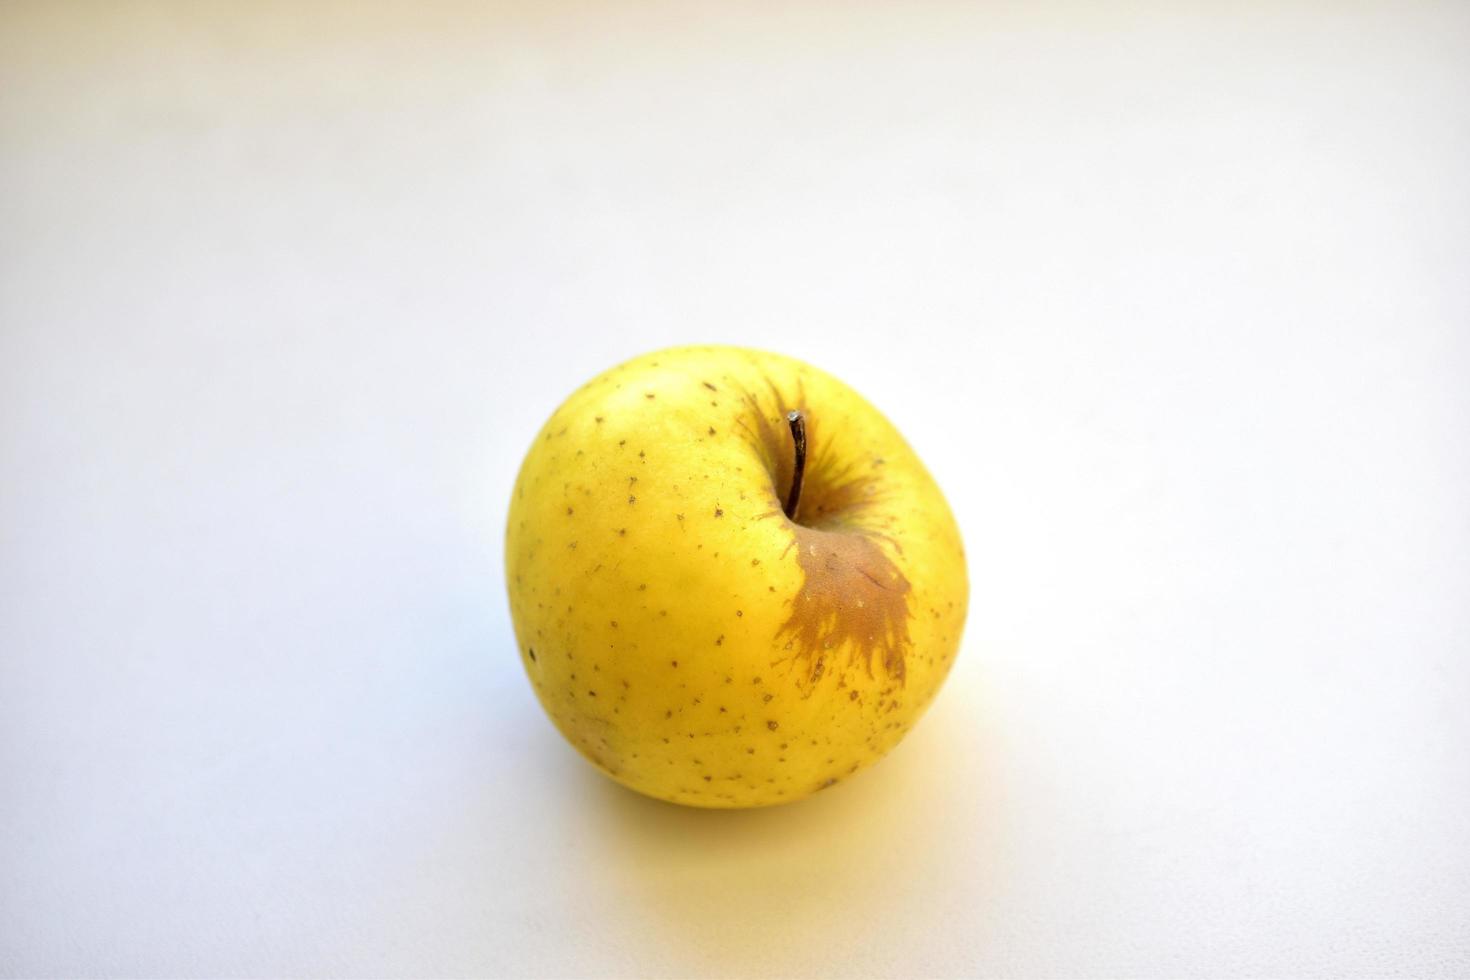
<box><xmin>505</xmin><ymin>346</ymin><xmax>967</xmax><ymax>808</ymax></box>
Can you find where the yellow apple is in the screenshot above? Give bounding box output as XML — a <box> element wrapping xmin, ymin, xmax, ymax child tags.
<box><xmin>505</xmin><ymin>346</ymin><xmax>967</xmax><ymax>807</ymax></box>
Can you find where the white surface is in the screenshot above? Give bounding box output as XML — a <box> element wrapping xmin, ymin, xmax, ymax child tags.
<box><xmin>2</xmin><ymin>2</ymin><xmax>1468</xmax><ymax>977</ymax></box>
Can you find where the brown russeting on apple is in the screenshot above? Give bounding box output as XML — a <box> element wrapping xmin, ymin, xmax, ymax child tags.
<box><xmin>740</xmin><ymin>381</ymin><xmax>914</xmax><ymax>690</ymax></box>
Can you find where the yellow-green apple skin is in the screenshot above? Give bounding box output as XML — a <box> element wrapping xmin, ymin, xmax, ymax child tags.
<box><xmin>505</xmin><ymin>346</ymin><xmax>967</xmax><ymax>808</ymax></box>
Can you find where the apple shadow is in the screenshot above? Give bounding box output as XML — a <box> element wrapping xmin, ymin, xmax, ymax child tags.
<box><xmin>574</xmin><ymin>706</ymin><xmax>992</xmax><ymax>976</ymax></box>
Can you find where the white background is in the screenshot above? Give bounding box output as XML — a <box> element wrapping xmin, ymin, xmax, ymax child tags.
<box><xmin>3</xmin><ymin>2</ymin><xmax>1468</xmax><ymax>977</ymax></box>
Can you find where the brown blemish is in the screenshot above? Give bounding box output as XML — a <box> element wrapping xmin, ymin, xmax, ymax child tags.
<box><xmin>782</xmin><ymin>528</ymin><xmax>905</xmax><ymax>681</ymax></box>
<box><xmin>737</xmin><ymin>380</ymin><xmax>913</xmax><ymax>688</ymax></box>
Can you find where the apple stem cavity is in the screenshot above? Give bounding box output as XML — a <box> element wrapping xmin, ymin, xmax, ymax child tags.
<box><xmin>784</xmin><ymin>410</ymin><xmax>807</xmax><ymax>522</ymax></box>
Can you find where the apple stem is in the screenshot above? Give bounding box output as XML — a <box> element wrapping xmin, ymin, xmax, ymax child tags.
<box><xmin>784</xmin><ymin>410</ymin><xmax>807</xmax><ymax>521</ymax></box>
